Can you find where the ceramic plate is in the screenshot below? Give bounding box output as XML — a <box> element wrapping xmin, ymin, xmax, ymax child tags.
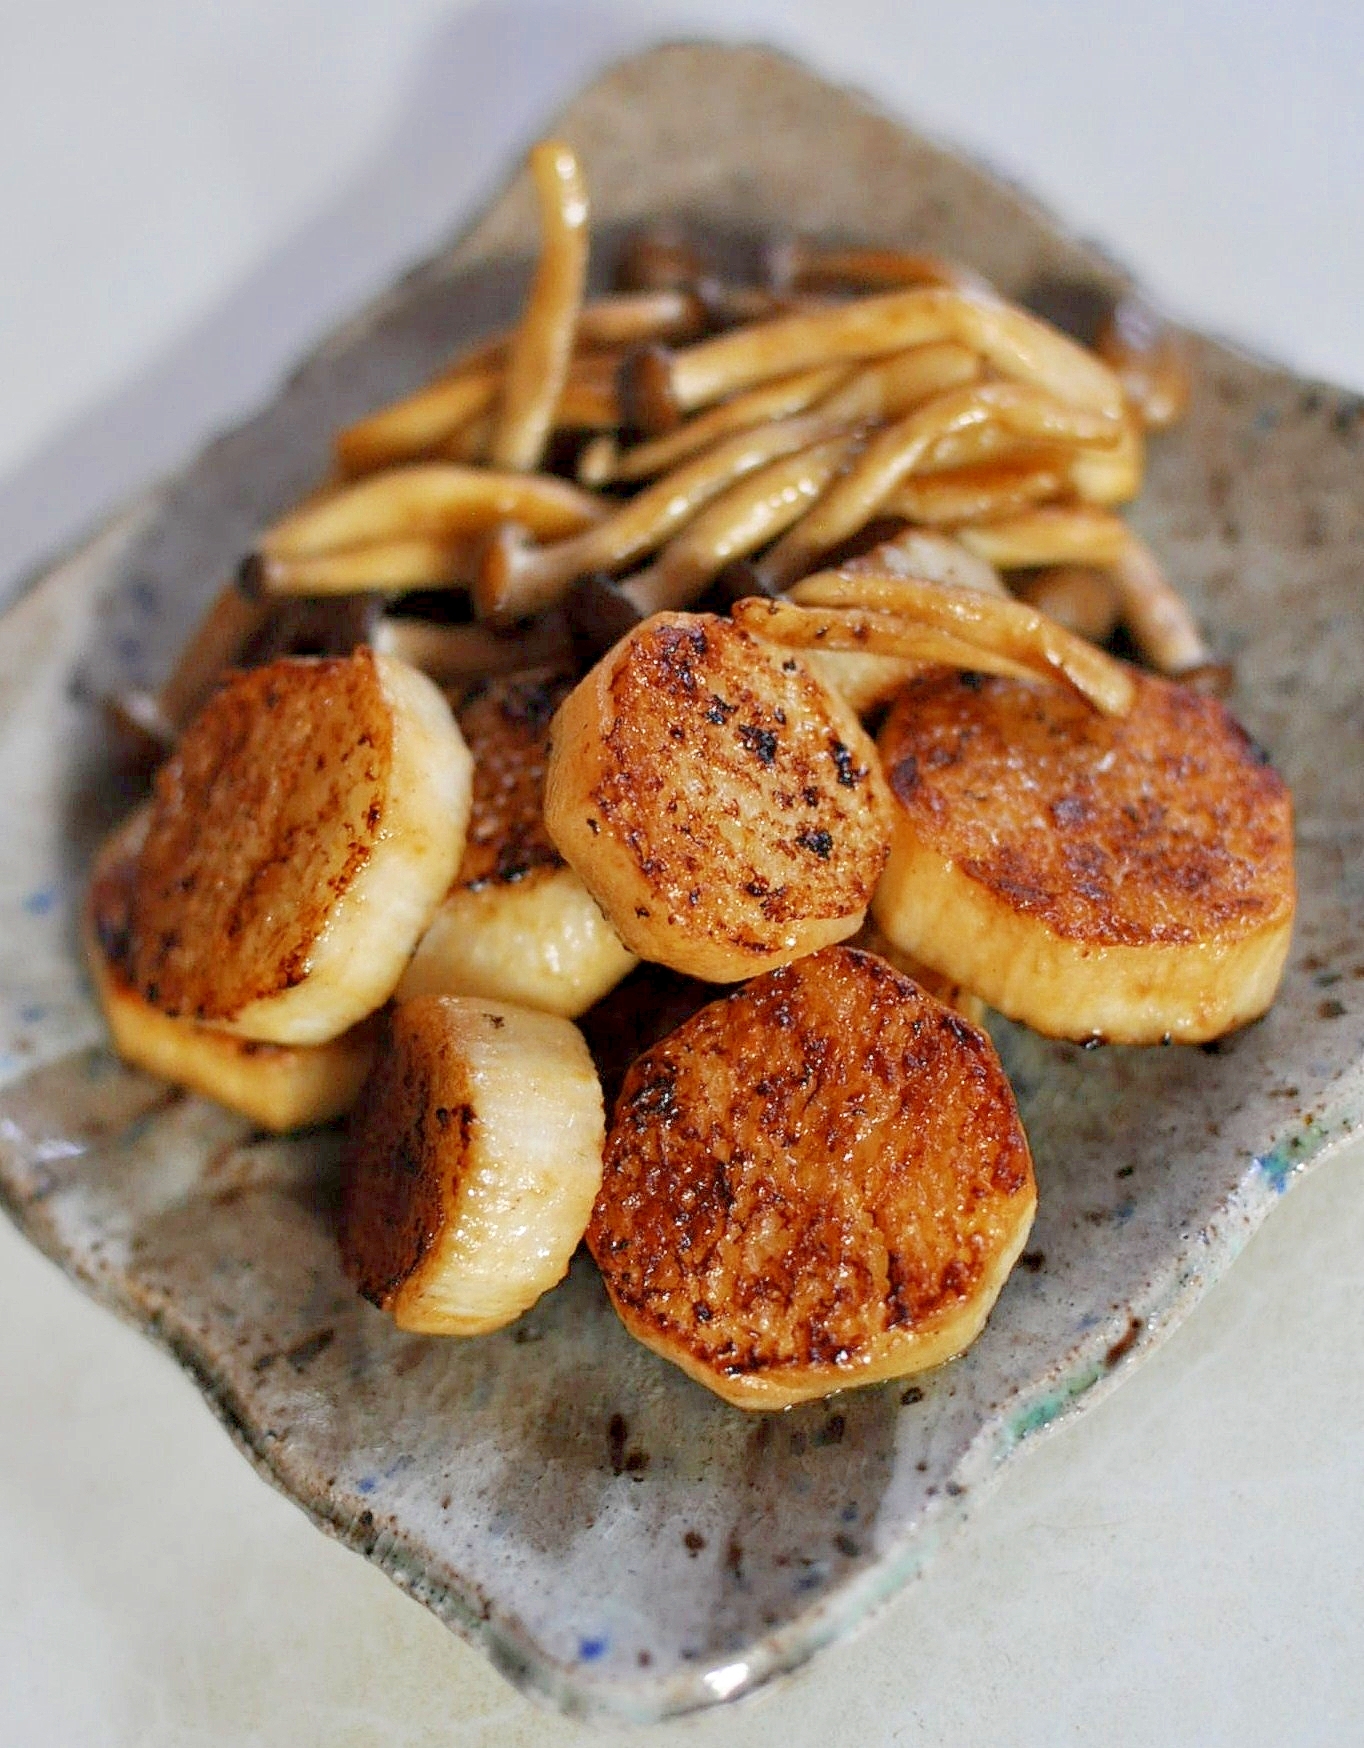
<box><xmin>0</xmin><ymin>43</ymin><xmax>1361</xmax><ymax>1725</ymax></box>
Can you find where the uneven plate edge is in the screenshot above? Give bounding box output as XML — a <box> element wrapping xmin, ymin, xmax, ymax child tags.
<box><xmin>0</xmin><ymin>38</ymin><xmax>1360</xmax><ymax>1726</ymax></box>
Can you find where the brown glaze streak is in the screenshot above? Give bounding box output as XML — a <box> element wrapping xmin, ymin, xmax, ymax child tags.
<box><xmin>455</xmin><ymin>671</ymin><xmax>573</xmax><ymax>889</ymax></box>
<box><xmin>587</xmin><ymin>946</ymin><xmax>1033</xmax><ymax>1379</ymax></box>
<box><xmin>339</xmin><ymin>1005</ymin><xmax>472</xmax><ymax>1308</ymax></box>
<box><xmin>129</xmin><ymin>651</ymin><xmax>395</xmax><ymax>1021</ymax></box>
<box><xmin>880</xmin><ymin>669</ymin><xmax>1294</xmax><ymax>947</ymax></box>
<box><xmin>590</xmin><ymin>616</ymin><xmax>891</xmax><ymax>954</ymax></box>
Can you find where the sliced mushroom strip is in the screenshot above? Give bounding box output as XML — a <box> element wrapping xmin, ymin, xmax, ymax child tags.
<box><xmin>1063</xmin><ymin>410</ymin><xmax>1145</xmax><ymax>505</ymax></box>
<box><xmin>490</xmin><ymin>140</ymin><xmax>590</xmax><ymax>471</ymax></box>
<box><xmin>258</xmin><ymin>464</ymin><xmax>604</xmax><ymax>560</ymax></box>
<box><xmin>627</xmin><ymin>286</ymin><xmax>1126</xmax><ymax>425</ymax></box>
<box><xmin>1108</xmin><ymin>526</ymin><xmax>1211</xmax><ymax>675</ymax></box>
<box><xmin>579</xmin><ymin>364</ymin><xmax>849</xmax><ymax>485</ymax></box>
<box><xmin>252</xmin><ymin>536</ymin><xmax>477</xmax><ymax>598</ymax></box>
<box><xmin>619</xmin><ymin>431</ymin><xmax>863</xmax><ymax>616</ymax></box>
<box><xmin>954</xmin><ymin>505</ymin><xmax>1133</xmax><ymax>568</ymax></box>
<box><xmin>813</xmin><ymin>341</ymin><xmax>984</xmax><ymax>422</ymax></box>
<box><xmin>755</xmin><ymin>382</ymin><xmax>1122</xmax><ymax>589</ymax></box>
<box><xmin>734</xmin><ymin>595</ymin><xmax>1045</xmax><ymax>688</ymax></box>
<box><xmin>1012</xmin><ymin>566</ymin><xmax>1121</xmax><ymax>644</ymax></box>
<box><xmin>789</xmin><ymin>529</ymin><xmax>1008</xmax><ymax>713</ymax></box>
<box><xmin>782</xmin><ymin>568</ymin><xmax>1135</xmax><ymax>716</ymax></box>
<box><xmin>334</xmin><ymin>368</ymin><xmax>500</xmax><ymax>478</ymax></box>
<box><xmin>771</xmin><ymin>240</ymin><xmax>994</xmax><ymax>295</ymax></box>
<box><xmin>1096</xmin><ymin>296</ymin><xmax>1192</xmax><ymax>430</ymax></box>
<box><xmin>884</xmin><ymin>454</ymin><xmax>1070</xmax><ymax>526</ymax></box>
<box><xmin>335</xmin><ymin>349</ymin><xmax>628</xmax><ymax>477</ymax></box>
<box><xmin>474</xmin><ymin>411</ymin><xmax>855</xmax><ymax>625</ymax></box>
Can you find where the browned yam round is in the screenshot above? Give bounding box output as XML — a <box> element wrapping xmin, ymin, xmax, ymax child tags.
<box><xmin>873</xmin><ymin>667</ymin><xmax>1296</xmax><ymax>1042</ymax></box>
<box><xmin>587</xmin><ymin>945</ymin><xmax>1036</xmax><ymax>1408</ymax></box>
<box><xmin>129</xmin><ymin>651</ymin><xmax>394</xmax><ymax>1023</ymax></box>
<box><xmin>454</xmin><ymin>670</ymin><xmax>575</xmax><ymax>891</ymax></box>
<box><xmin>339</xmin><ymin>995</ymin><xmax>605</xmax><ymax>1334</ymax></box>
<box><xmin>340</xmin><ymin>1004</ymin><xmax>464</xmax><ymax>1315</ymax></box>
<box><xmin>545</xmin><ymin>613</ymin><xmax>894</xmax><ymax>981</ymax></box>
<box><xmin>879</xmin><ymin>668</ymin><xmax>1294</xmax><ymax>951</ymax></box>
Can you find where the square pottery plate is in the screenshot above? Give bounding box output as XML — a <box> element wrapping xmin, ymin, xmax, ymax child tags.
<box><xmin>1</xmin><ymin>42</ymin><xmax>1362</xmax><ymax>1726</ymax></box>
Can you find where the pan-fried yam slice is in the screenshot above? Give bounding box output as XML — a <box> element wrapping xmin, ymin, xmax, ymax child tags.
<box><xmin>340</xmin><ymin>996</ymin><xmax>605</xmax><ymax>1335</ymax></box>
<box><xmin>587</xmin><ymin>946</ymin><xmax>1036</xmax><ymax>1409</ymax></box>
<box><xmin>85</xmin><ymin>811</ymin><xmax>378</xmax><ymax>1130</ymax></box>
<box><xmin>257</xmin><ymin>464</ymin><xmax>603</xmax><ymax>561</ymax></box>
<box><xmin>873</xmin><ymin>669</ymin><xmax>1296</xmax><ymax>1044</ymax></box>
<box><xmin>129</xmin><ymin>650</ymin><xmax>472</xmax><ymax>1045</ymax></box>
<box><xmin>397</xmin><ymin>672</ymin><xmax>637</xmax><ymax>1018</ymax></box>
<box><xmin>544</xmin><ymin>613</ymin><xmax>894</xmax><ymax>982</ymax></box>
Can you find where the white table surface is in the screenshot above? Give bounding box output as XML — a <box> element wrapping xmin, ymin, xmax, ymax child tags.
<box><xmin>1</xmin><ymin>4</ymin><xmax>1361</xmax><ymax>1743</ymax></box>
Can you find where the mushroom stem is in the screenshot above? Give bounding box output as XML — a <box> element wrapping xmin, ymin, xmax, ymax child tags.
<box><xmin>583</xmin><ymin>364</ymin><xmax>848</xmax><ymax>485</ymax></box>
<box><xmin>254</xmin><ymin>537</ymin><xmax>477</xmax><ymax>597</ymax></box>
<box><xmin>475</xmin><ymin>411</ymin><xmax>854</xmax><ymax>625</ymax></box>
<box><xmin>756</xmin><ymin>382</ymin><xmax>1121</xmax><ymax>589</ymax></box>
<box><xmin>258</xmin><ymin>464</ymin><xmax>604</xmax><ymax>560</ymax></box>
<box><xmin>1096</xmin><ymin>297</ymin><xmax>1192</xmax><ymax>430</ymax></box>
<box><xmin>955</xmin><ymin>506</ymin><xmax>1132</xmax><ymax>569</ymax></box>
<box><xmin>159</xmin><ymin>581</ymin><xmax>281</xmax><ymax>728</ymax></box>
<box><xmin>334</xmin><ymin>369</ymin><xmax>500</xmax><ymax>478</ymax></box>
<box><xmin>1108</xmin><ymin>528</ymin><xmax>1211</xmax><ymax>674</ymax></box>
<box><xmin>770</xmin><ymin>240</ymin><xmax>994</xmax><ymax>297</ymax></box>
<box><xmin>490</xmin><ymin>141</ymin><xmax>590</xmax><ymax>471</ymax></box>
<box><xmin>783</xmin><ymin>569</ymin><xmax>1134</xmax><ymax>715</ymax></box>
<box><xmin>630</xmin><ymin>286</ymin><xmax>1125</xmax><ymax>424</ymax></box>
<box><xmin>1012</xmin><ymin>566</ymin><xmax>1121</xmax><ymax>644</ymax></box>
<box><xmin>884</xmin><ymin>455</ymin><xmax>1069</xmax><ymax>526</ymax></box>
<box><xmin>619</xmin><ymin>431</ymin><xmax>862</xmax><ymax>616</ymax></box>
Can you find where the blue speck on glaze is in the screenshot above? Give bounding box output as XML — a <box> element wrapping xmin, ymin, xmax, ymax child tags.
<box><xmin>21</xmin><ymin>888</ymin><xmax>57</xmax><ymax>917</ymax></box>
<box><xmin>1113</xmin><ymin>1200</ymin><xmax>1136</xmax><ymax>1226</ymax></box>
<box><xmin>1076</xmin><ymin>1312</ymin><xmax>1101</xmax><ymax>1333</ymax></box>
<box><xmin>357</xmin><ymin>1475</ymin><xmax>377</xmax><ymax>1495</ymax></box>
<box><xmin>840</xmin><ymin>1502</ymin><xmax>859</xmax><ymax>1524</ymax></box>
<box><xmin>19</xmin><ymin>1003</ymin><xmax>45</xmax><ymax>1024</ymax></box>
<box><xmin>794</xmin><ymin>1565</ymin><xmax>827</xmax><ymax>1593</ymax></box>
<box><xmin>578</xmin><ymin>1636</ymin><xmax>608</xmax><ymax>1662</ymax></box>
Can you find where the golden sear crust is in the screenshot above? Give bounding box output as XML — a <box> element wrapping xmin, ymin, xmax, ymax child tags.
<box><xmin>129</xmin><ymin>652</ymin><xmax>394</xmax><ymax>1023</ymax></box>
<box><xmin>879</xmin><ymin>668</ymin><xmax>1294</xmax><ymax>949</ymax></box>
<box><xmin>454</xmin><ymin>671</ymin><xmax>573</xmax><ymax>890</ymax></box>
<box><xmin>587</xmin><ymin>946</ymin><xmax>1034</xmax><ymax>1405</ymax></box>
<box><xmin>548</xmin><ymin>614</ymin><xmax>893</xmax><ymax>977</ymax></box>
<box><xmin>339</xmin><ymin>1004</ymin><xmax>471</xmax><ymax>1311</ymax></box>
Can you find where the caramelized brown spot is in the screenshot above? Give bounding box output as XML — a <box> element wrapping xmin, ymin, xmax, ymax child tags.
<box><xmin>880</xmin><ymin>669</ymin><xmax>1294</xmax><ymax>947</ymax></box>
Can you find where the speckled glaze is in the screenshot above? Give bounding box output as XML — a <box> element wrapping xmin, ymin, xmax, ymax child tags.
<box><xmin>0</xmin><ymin>44</ymin><xmax>1361</xmax><ymax>1724</ymax></box>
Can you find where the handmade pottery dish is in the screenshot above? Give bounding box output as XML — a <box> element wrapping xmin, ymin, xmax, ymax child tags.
<box><xmin>0</xmin><ymin>43</ymin><xmax>1361</xmax><ymax>1724</ymax></box>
